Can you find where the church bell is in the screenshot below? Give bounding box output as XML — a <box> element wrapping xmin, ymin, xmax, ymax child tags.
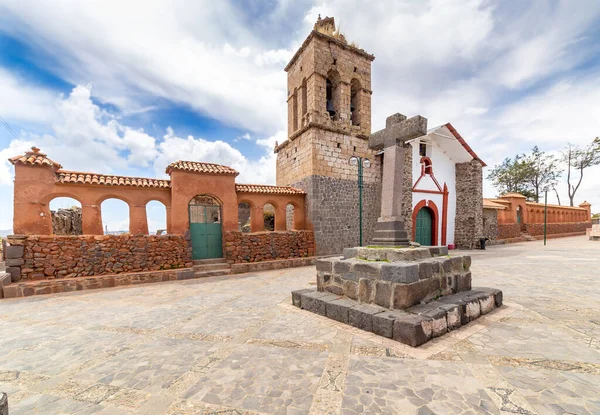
<box><xmin>327</xmin><ymin>100</ymin><xmax>336</xmax><ymax>117</ymax></box>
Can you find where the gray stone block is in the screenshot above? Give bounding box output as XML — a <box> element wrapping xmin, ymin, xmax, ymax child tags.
<box><xmin>358</xmin><ymin>278</ymin><xmax>373</xmax><ymax>303</ymax></box>
<box><xmin>5</xmin><ymin>267</ymin><xmax>21</xmax><ymax>283</ymax></box>
<box><xmin>5</xmin><ymin>258</ymin><xmax>24</xmax><ymax>267</ymax></box>
<box><xmin>372</xmin><ymin>310</ymin><xmax>410</xmax><ymax>338</ymax></box>
<box><xmin>457</xmin><ymin>272</ymin><xmax>472</xmax><ymax>292</ymax></box>
<box><xmin>462</xmin><ymin>256</ymin><xmax>472</xmax><ymax>270</ymax></box>
<box><xmin>473</xmin><ymin>287</ymin><xmax>503</xmax><ymax>307</ymax></box>
<box><xmin>343</xmin><ymin>280</ymin><xmax>358</xmax><ymax>300</ymax></box>
<box><xmin>349</xmin><ymin>303</ymin><xmax>386</xmax><ymax>332</ymax></box>
<box><xmin>373</xmin><ymin>281</ymin><xmax>392</xmax><ymax>308</ymax></box>
<box><xmin>291</xmin><ymin>289</ymin><xmax>314</xmax><ymax>307</ymax></box>
<box><xmin>429</xmin><ymin>246</ymin><xmax>448</xmax><ymax>256</ymax></box>
<box><xmin>393</xmin><ymin>314</ymin><xmax>433</xmax><ymax>346</ymax></box>
<box><xmin>326</xmin><ymin>298</ymin><xmax>355</xmax><ymax>323</ymax></box>
<box><xmin>353</xmin><ymin>261</ymin><xmax>382</xmax><ymax>278</ymax></box>
<box><xmin>435</xmin><ymin>257</ymin><xmax>451</xmax><ymax>273</ymax></box>
<box><xmin>316</xmin><ymin>258</ymin><xmax>335</xmax><ymax>272</ymax></box>
<box><xmin>417</xmin><ymin>262</ymin><xmax>433</xmax><ymax>280</ymax></box>
<box><xmin>343</xmin><ymin>248</ymin><xmax>358</xmax><ymax>259</ymax></box>
<box><xmin>392</xmin><ymin>277</ymin><xmax>441</xmax><ymax>310</ymax></box>
<box><xmin>5</xmin><ymin>245</ymin><xmax>24</xmax><ymax>259</ymax></box>
<box><xmin>450</xmin><ymin>257</ymin><xmax>463</xmax><ymax>272</ymax></box>
<box><xmin>438</xmin><ymin>303</ymin><xmax>461</xmax><ymax>331</ymax></box>
<box><xmin>324</xmin><ymin>284</ymin><xmax>344</xmax><ymax>296</ymax></box>
<box><xmin>300</xmin><ymin>291</ymin><xmax>340</xmax><ymax>316</ymax></box>
<box><xmin>333</xmin><ymin>260</ymin><xmax>352</xmax><ymax>274</ymax></box>
<box><xmin>176</xmin><ymin>269</ymin><xmax>194</xmax><ymax>280</ymax></box>
<box><xmin>406</xmin><ymin>301</ymin><xmax>448</xmax><ymax>337</ymax></box>
<box><xmin>380</xmin><ymin>263</ymin><xmax>419</xmax><ymax>284</ymax></box>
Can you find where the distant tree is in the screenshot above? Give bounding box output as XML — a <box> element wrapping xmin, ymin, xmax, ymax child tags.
<box><xmin>562</xmin><ymin>138</ymin><xmax>600</xmax><ymax>206</ymax></box>
<box><xmin>524</xmin><ymin>146</ymin><xmax>562</xmax><ymax>203</ymax></box>
<box><xmin>488</xmin><ymin>154</ymin><xmax>536</xmax><ymax>201</ymax></box>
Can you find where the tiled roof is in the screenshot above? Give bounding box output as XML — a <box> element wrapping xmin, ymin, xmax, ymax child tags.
<box><xmin>483</xmin><ymin>199</ymin><xmax>506</xmax><ymax>210</ymax></box>
<box><xmin>236</xmin><ymin>184</ymin><xmax>306</xmax><ymax>195</ymax></box>
<box><xmin>9</xmin><ymin>147</ymin><xmax>62</xmax><ymax>170</ymax></box>
<box><xmin>501</xmin><ymin>192</ymin><xmax>527</xmax><ymax>199</ymax></box>
<box><xmin>56</xmin><ymin>171</ymin><xmax>171</xmax><ymax>188</ymax></box>
<box><xmin>166</xmin><ymin>161</ymin><xmax>239</xmax><ymax>176</ymax></box>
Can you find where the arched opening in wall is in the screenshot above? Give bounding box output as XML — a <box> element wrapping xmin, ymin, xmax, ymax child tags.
<box><xmin>189</xmin><ymin>195</ymin><xmax>222</xmax><ymax>260</ymax></box>
<box><xmin>264</xmin><ymin>203</ymin><xmax>275</xmax><ymax>231</ymax></box>
<box><xmin>146</xmin><ymin>200</ymin><xmax>167</xmax><ymax>235</ymax></box>
<box><xmin>286</xmin><ymin>204</ymin><xmax>295</xmax><ymax>230</ymax></box>
<box><xmin>238</xmin><ymin>202</ymin><xmax>251</xmax><ymax>232</ymax></box>
<box><xmin>301</xmin><ymin>78</ymin><xmax>308</xmax><ymax>116</ymax></box>
<box><xmin>101</xmin><ymin>198</ymin><xmax>130</xmax><ymax>235</ymax></box>
<box><xmin>350</xmin><ymin>78</ymin><xmax>361</xmax><ymax>126</ymax></box>
<box><xmin>516</xmin><ymin>206</ymin><xmax>522</xmax><ymax>224</ymax></box>
<box><xmin>326</xmin><ymin>69</ymin><xmax>341</xmax><ymax>119</ymax></box>
<box><xmin>49</xmin><ymin>197</ymin><xmax>82</xmax><ymax>235</ymax></box>
<box><xmin>292</xmin><ymin>88</ymin><xmax>298</xmax><ymax>131</ymax></box>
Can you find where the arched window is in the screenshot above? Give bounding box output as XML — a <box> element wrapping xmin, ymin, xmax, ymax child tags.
<box><xmin>326</xmin><ymin>69</ymin><xmax>341</xmax><ymax>119</ymax></box>
<box><xmin>49</xmin><ymin>197</ymin><xmax>82</xmax><ymax>235</ymax></box>
<box><xmin>238</xmin><ymin>202</ymin><xmax>251</xmax><ymax>232</ymax></box>
<box><xmin>286</xmin><ymin>204</ymin><xmax>295</xmax><ymax>230</ymax></box>
<box><xmin>101</xmin><ymin>198</ymin><xmax>130</xmax><ymax>235</ymax></box>
<box><xmin>292</xmin><ymin>88</ymin><xmax>298</xmax><ymax>131</ymax></box>
<box><xmin>301</xmin><ymin>78</ymin><xmax>308</xmax><ymax>116</ymax></box>
<box><xmin>146</xmin><ymin>200</ymin><xmax>167</xmax><ymax>235</ymax></box>
<box><xmin>350</xmin><ymin>78</ymin><xmax>361</xmax><ymax>126</ymax></box>
<box><xmin>264</xmin><ymin>203</ymin><xmax>275</xmax><ymax>231</ymax></box>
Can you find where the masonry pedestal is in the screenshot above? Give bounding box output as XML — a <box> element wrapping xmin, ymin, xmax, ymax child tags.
<box><xmin>370</xmin><ymin>220</ymin><xmax>410</xmax><ymax>246</ymax></box>
<box><xmin>292</xmin><ymin>246</ymin><xmax>503</xmax><ymax>347</ymax></box>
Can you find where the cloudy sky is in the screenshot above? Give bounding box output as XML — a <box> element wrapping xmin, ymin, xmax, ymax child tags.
<box><xmin>1</xmin><ymin>0</ymin><xmax>599</xmax><ymax>232</ymax></box>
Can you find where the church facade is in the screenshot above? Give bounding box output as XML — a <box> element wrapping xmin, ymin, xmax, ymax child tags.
<box><xmin>275</xmin><ymin>16</ymin><xmax>485</xmax><ymax>253</ymax></box>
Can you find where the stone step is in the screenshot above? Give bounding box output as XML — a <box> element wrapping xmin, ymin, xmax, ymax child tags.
<box><xmin>193</xmin><ymin>269</ymin><xmax>231</xmax><ymax>279</ymax></box>
<box><xmin>193</xmin><ymin>258</ymin><xmax>227</xmax><ymax>265</ymax></box>
<box><xmin>192</xmin><ymin>263</ymin><xmax>231</xmax><ymax>272</ymax></box>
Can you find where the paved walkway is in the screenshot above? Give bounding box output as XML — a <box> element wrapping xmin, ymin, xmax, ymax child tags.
<box><xmin>0</xmin><ymin>236</ymin><xmax>599</xmax><ymax>414</ymax></box>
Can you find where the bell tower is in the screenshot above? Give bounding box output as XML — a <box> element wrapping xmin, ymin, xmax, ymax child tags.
<box><xmin>275</xmin><ymin>16</ymin><xmax>381</xmax><ymax>255</ymax></box>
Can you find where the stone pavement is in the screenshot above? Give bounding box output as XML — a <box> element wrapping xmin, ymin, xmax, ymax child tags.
<box><xmin>0</xmin><ymin>236</ymin><xmax>598</xmax><ymax>414</ymax></box>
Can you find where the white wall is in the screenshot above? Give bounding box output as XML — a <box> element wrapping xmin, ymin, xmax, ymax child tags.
<box><xmin>410</xmin><ymin>141</ymin><xmax>457</xmax><ymax>245</ymax></box>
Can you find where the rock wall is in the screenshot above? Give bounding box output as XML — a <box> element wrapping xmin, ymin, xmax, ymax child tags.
<box><xmin>482</xmin><ymin>208</ymin><xmax>499</xmax><ymax>240</ymax></box>
<box><xmin>498</xmin><ymin>224</ymin><xmax>521</xmax><ymax>239</ymax></box>
<box><xmin>525</xmin><ymin>222</ymin><xmax>591</xmax><ymax>236</ymax></box>
<box><xmin>454</xmin><ymin>160</ymin><xmax>483</xmax><ymax>249</ymax></box>
<box><xmin>6</xmin><ymin>234</ymin><xmax>192</xmax><ymax>281</ymax></box>
<box><xmin>224</xmin><ymin>230</ymin><xmax>315</xmax><ymax>263</ymax></box>
<box><xmin>402</xmin><ymin>143</ymin><xmax>413</xmax><ymax>237</ymax></box>
<box><xmin>51</xmin><ymin>207</ymin><xmax>82</xmax><ymax>235</ymax></box>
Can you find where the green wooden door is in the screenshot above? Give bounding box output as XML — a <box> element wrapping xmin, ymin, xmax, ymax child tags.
<box><xmin>189</xmin><ymin>204</ymin><xmax>223</xmax><ymax>259</ymax></box>
<box><xmin>415</xmin><ymin>208</ymin><xmax>433</xmax><ymax>246</ymax></box>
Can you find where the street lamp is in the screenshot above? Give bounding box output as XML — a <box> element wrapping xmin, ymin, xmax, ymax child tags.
<box><xmin>349</xmin><ymin>156</ymin><xmax>371</xmax><ymax>246</ymax></box>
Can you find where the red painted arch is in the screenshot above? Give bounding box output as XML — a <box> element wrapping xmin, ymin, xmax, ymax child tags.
<box><xmin>412</xmin><ymin>199</ymin><xmax>439</xmax><ymax>246</ymax></box>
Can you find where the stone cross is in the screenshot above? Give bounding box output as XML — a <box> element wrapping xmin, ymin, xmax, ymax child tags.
<box><xmin>368</xmin><ymin>113</ymin><xmax>428</xmax><ymax>245</ymax></box>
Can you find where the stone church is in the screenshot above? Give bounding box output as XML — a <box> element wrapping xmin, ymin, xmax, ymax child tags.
<box><xmin>275</xmin><ymin>16</ymin><xmax>484</xmax><ymax>254</ymax></box>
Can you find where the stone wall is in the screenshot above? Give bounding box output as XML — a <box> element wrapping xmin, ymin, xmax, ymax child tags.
<box><xmin>498</xmin><ymin>224</ymin><xmax>521</xmax><ymax>240</ymax></box>
<box><xmin>51</xmin><ymin>207</ymin><xmax>82</xmax><ymax>235</ymax></box>
<box><xmin>402</xmin><ymin>143</ymin><xmax>413</xmax><ymax>237</ymax></box>
<box><xmin>454</xmin><ymin>160</ymin><xmax>483</xmax><ymax>249</ymax></box>
<box><xmin>482</xmin><ymin>208</ymin><xmax>499</xmax><ymax>240</ymax></box>
<box><xmin>525</xmin><ymin>222</ymin><xmax>591</xmax><ymax>236</ymax></box>
<box><xmin>5</xmin><ymin>234</ymin><xmax>191</xmax><ymax>281</ymax></box>
<box><xmin>223</xmin><ymin>230</ymin><xmax>315</xmax><ymax>263</ymax></box>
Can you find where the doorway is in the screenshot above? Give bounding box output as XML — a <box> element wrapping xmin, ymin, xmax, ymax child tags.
<box><xmin>189</xmin><ymin>195</ymin><xmax>223</xmax><ymax>260</ymax></box>
<box><xmin>415</xmin><ymin>207</ymin><xmax>433</xmax><ymax>246</ymax></box>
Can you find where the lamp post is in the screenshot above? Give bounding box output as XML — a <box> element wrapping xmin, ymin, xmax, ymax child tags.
<box><xmin>544</xmin><ymin>188</ymin><xmax>548</xmax><ymax>246</ymax></box>
<box><xmin>349</xmin><ymin>156</ymin><xmax>371</xmax><ymax>246</ymax></box>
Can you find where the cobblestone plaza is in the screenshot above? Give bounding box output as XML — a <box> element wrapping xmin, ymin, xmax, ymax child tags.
<box><xmin>1</xmin><ymin>236</ymin><xmax>599</xmax><ymax>414</ymax></box>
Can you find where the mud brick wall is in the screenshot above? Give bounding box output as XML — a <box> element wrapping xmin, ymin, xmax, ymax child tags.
<box><xmin>224</xmin><ymin>230</ymin><xmax>315</xmax><ymax>263</ymax></box>
<box><xmin>498</xmin><ymin>224</ymin><xmax>521</xmax><ymax>239</ymax></box>
<box><xmin>483</xmin><ymin>208</ymin><xmax>499</xmax><ymax>240</ymax></box>
<box><xmin>525</xmin><ymin>222</ymin><xmax>592</xmax><ymax>236</ymax></box>
<box><xmin>6</xmin><ymin>234</ymin><xmax>191</xmax><ymax>281</ymax></box>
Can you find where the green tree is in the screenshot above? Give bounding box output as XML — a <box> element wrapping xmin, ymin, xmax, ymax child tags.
<box><xmin>524</xmin><ymin>146</ymin><xmax>562</xmax><ymax>203</ymax></box>
<box><xmin>487</xmin><ymin>154</ymin><xmax>536</xmax><ymax>200</ymax></box>
<box><xmin>562</xmin><ymin>138</ymin><xmax>600</xmax><ymax>206</ymax></box>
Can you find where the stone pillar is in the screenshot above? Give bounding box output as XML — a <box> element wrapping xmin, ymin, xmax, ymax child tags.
<box><xmin>455</xmin><ymin>160</ymin><xmax>484</xmax><ymax>249</ymax></box>
<box><xmin>129</xmin><ymin>205</ymin><xmax>149</xmax><ymax>235</ymax></box>
<box><xmin>82</xmin><ymin>204</ymin><xmax>104</xmax><ymax>235</ymax></box>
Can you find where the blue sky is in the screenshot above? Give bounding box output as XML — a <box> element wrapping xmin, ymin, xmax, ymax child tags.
<box><xmin>1</xmin><ymin>0</ymin><xmax>600</xmax><ymax>232</ymax></box>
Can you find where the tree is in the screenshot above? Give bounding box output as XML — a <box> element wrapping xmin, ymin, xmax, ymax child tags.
<box><xmin>488</xmin><ymin>155</ymin><xmax>535</xmax><ymax>200</ymax></box>
<box><xmin>524</xmin><ymin>146</ymin><xmax>562</xmax><ymax>203</ymax></box>
<box><xmin>562</xmin><ymin>138</ymin><xmax>600</xmax><ymax>206</ymax></box>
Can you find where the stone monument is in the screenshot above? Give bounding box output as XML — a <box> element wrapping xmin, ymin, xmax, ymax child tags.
<box><xmin>368</xmin><ymin>113</ymin><xmax>428</xmax><ymax>246</ymax></box>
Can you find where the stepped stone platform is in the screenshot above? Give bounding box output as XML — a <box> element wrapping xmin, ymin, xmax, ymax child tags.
<box><xmin>292</xmin><ymin>245</ymin><xmax>503</xmax><ymax>346</ymax></box>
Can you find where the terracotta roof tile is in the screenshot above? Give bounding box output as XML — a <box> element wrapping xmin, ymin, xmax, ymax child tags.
<box><xmin>9</xmin><ymin>147</ymin><xmax>62</xmax><ymax>170</ymax></box>
<box><xmin>236</xmin><ymin>184</ymin><xmax>305</xmax><ymax>195</ymax></box>
<box><xmin>56</xmin><ymin>171</ymin><xmax>171</xmax><ymax>188</ymax></box>
<box><xmin>166</xmin><ymin>161</ymin><xmax>239</xmax><ymax>176</ymax></box>
<box><xmin>483</xmin><ymin>199</ymin><xmax>506</xmax><ymax>210</ymax></box>
<box><xmin>501</xmin><ymin>192</ymin><xmax>527</xmax><ymax>199</ymax></box>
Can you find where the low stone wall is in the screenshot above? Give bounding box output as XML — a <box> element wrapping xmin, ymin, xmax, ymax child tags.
<box><xmin>482</xmin><ymin>209</ymin><xmax>499</xmax><ymax>240</ymax></box>
<box><xmin>224</xmin><ymin>230</ymin><xmax>315</xmax><ymax>263</ymax></box>
<box><xmin>524</xmin><ymin>222</ymin><xmax>592</xmax><ymax>236</ymax></box>
<box><xmin>5</xmin><ymin>234</ymin><xmax>191</xmax><ymax>281</ymax></box>
<box><xmin>498</xmin><ymin>223</ymin><xmax>521</xmax><ymax>240</ymax></box>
